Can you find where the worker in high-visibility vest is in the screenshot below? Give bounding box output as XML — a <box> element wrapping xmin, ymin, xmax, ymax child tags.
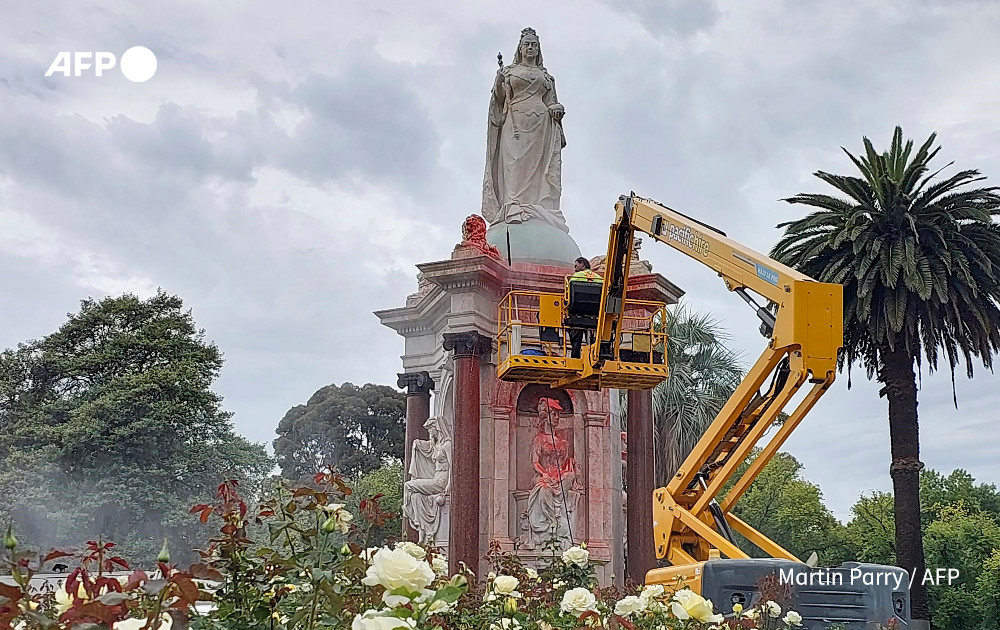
<box><xmin>571</xmin><ymin>256</ymin><xmax>603</xmax><ymax>283</ymax></box>
<box><xmin>568</xmin><ymin>257</ymin><xmax>602</xmax><ymax>358</ymax></box>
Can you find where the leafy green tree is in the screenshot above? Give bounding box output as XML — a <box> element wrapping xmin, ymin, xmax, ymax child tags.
<box><xmin>977</xmin><ymin>550</ymin><xmax>1000</xmax><ymax>620</ymax></box>
<box><xmin>273</xmin><ymin>383</ymin><xmax>405</xmax><ymax>480</ymax></box>
<box><xmin>347</xmin><ymin>462</ymin><xmax>403</xmax><ymax>546</ymax></box>
<box><xmin>844</xmin><ymin>491</ymin><xmax>896</xmax><ymax>565</ymax></box>
<box><xmin>722</xmin><ymin>451</ymin><xmax>854</xmax><ymax>566</ymax></box>
<box><xmin>920</xmin><ymin>468</ymin><xmax>1000</xmax><ymax>527</ymax></box>
<box><xmin>652</xmin><ymin>302</ymin><xmax>743</xmax><ymax>487</ymax></box>
<box><xmin>0</xmin><ymin>291</ymin><xmax>272</xmax><ymax>564</ymax></box>
<box><xmin>771</xmin><ymin>127</ymin><xmax>1000</xmax><ymax>621</ymax></box>
<box><xmin>922</xmin><ymin>504</ymin><xmax>1000</xmax><ymax>630</ymax></box>
<box><xmin>844</xmin><ymin>469</ymin><xmax>1000</xmax><ymax>629</ymax></box>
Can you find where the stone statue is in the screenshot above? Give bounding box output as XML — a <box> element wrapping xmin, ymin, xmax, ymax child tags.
<box><xmin>525</xmin><ymin>397</ymin><xmax>581</xmax><ymax>548</ymax></box>
<box><xmin>482</xmin><ymin>27</ymin><xmax>568</xmax><ymax>234</ymax></box>
<box><xmin>590</xmin><ymin>237</ymin><xmax>654</xmax><ymax>276</ymax></box>
<box><xmin>455</xmin><ymin>214</ymin><xmax>502</xmax><ymax>260</ymax></box>
<box><xmin>403</xmin><ymin>415</ymin><xmax>452</xmax><ymax>543</ymax></box>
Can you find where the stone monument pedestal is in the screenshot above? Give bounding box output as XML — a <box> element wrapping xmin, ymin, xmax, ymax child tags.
<box><xmin>376</xmin><ymin>227</ymin><xmax>682</xmax><ymax>585</ymax></box>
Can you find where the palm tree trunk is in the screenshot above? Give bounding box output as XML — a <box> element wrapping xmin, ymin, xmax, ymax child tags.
<box><xmin>879</xmin><ymin>345</ymin><xmax>929</xmax><ymax>622</ymax></box>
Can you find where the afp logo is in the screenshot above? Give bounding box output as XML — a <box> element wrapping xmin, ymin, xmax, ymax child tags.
<box><xmin>45</xmin><ymin>46</ymin><xmax>157</xmax><ymax>82</ymax></box>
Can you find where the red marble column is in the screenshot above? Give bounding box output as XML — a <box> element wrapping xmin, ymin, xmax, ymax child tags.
<box><xmin>626</xmin><ymin>388</ymin><xmax>655</xmax><ymax>585</ymax></box>
<box><xmin>397</xmin><ymin>371</ymin><xmax>434</xmax><ymax>542</ymax></box>
<box><xmin>442</xmin><ymin>331</ymin><xmax>491</xmax><ymax>578</ymax></box>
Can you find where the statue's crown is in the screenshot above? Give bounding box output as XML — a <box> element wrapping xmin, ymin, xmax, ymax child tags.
<box><xmin>521</xmin><ymin>27</ymin><xmax>537</xmax><ymax>39</ymax></box>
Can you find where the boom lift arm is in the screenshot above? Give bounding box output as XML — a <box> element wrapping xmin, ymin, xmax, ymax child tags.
<box><xmin>494</xmin><ymin>194</ymin><xmax>910</xmax><ymax>625</ymax></box>
<box><xmin>593</xmin><ymin>194</ymin><xmax>843</xmax><ymax>584</ymax></box>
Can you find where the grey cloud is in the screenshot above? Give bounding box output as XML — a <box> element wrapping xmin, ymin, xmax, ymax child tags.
<box><xmin>106</xmin><ymin>104</ymin><xmax>265</xmax><ymax>182</ymax></box>
<box><xmin>600</xmin><ymin>0</ymin><xmax>721</xmax><ymax>39</ymax></box>
<box><xmin>270</xmin><ymin>48</ymin><xmax>441</xmax><ymax>193</ymax></box>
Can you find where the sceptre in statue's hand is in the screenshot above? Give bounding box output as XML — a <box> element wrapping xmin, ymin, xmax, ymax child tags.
<box><xmin>497</xmin><ymin>52</ymin><xmax>503</xmax><ymax>68</ymax></box>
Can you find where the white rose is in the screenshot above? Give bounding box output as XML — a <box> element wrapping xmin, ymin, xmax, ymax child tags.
<box><xmin>560</xmin><ymin>587</ymin><xmax>597</xmax><ymax>615</ymax></box>
<box><xmin>639</xmin><ymin>584</ymin><xmax>664</xmax><ymax>605</ymax></box>
<box><xmin>431</xmin><ymin>555</ymin><xmax>448</xmax><ymax>575</ymax></box>
<box><xmin>763</xmin><ymin>601</ymin><xmax>782</xmax><ymax>618</ymax></box>
<box><xmin>384</xmin><ymin>587</ymin><xmax>433</xmax><ymax>607</ymax></box>
<box><xmin>427</xmin><ymin>598</ymin><xmax>455</xmax><ymax>614</ymax></box>
<box><xmin>321</xmin><ymin>503</ymin><xmax>354</xmax><ymax>533</ymax></box>
<box><xmin>351</xmin><ymin>610</ymin><xmax>415</xmax><ymax>630</ymax></box>
<box><xmin>494</xmin><ymin>575</ymin><xmax>520</xmax><ymax>595</ymax></box>
<box><xmin>561</xmin><ymin>545</ymin><xmax>590</xmax><ymax>567</ymax></box>
<box><xmin>395</xmin><ymin>541</ymin><xmax>427</xmax><ymax>560</ymax></box>
<box><xmin>614</xmin><ymin>595</ymin><xmax>645</xmax><ymax>617</ymax></box>
<box><xmin>361</xmin><ymin>547</ymin><xmax>435</xmax><ymax>593</ymax></box>
<box><xmin>335</xmin><ymin>510</ymin><xmax>354</xmax><ymax>532</ymax></box>
<box><xmin>783</xmin><ymin>610</ymin><xmax>803</xmax><ymax>626</ymax></box>
<box><xmin>671</xmin><ymin>589</ymin><xmax>723</xmax><ymax>624</ymax></box>
<box><xmin>55</xmin><ymin>580</ymin><xmax>88</xmax><ymax>614</ymax></box>
<box><xmin>525</xmin><ymin>567</ymin><xmax>539</xmax><ymax>580</ymax></box>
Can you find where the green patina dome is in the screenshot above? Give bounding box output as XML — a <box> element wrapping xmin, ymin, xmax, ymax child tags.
<box><xmin>486</xmin><ymin>221</ymin><xmax>582</xmax><ymax>266</ymax></box>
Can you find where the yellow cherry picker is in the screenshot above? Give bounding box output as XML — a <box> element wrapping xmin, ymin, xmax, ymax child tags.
<box><xmin>495</xmin><ymin>193</ymin><xmax>911</xmax><ymax>629</ymax></box>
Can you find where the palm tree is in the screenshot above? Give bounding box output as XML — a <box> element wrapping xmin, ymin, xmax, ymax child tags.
<box><xmin>651</xmin><ymin>302</ymin><xmax>744</xmax><ymax>488</ymax></box>
<box><xmin>770</xmin><ymin>127</ymin><xmax>1000</xmax><ymax>622</ymax></box>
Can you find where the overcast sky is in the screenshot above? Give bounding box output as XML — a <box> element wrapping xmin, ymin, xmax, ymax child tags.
<box><xmin>3</xmin><ymin>0</ymin><xmax>1000</xmax><ymax>520</ymax></box>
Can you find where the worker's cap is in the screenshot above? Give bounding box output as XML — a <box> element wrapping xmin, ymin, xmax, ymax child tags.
<box><xmin>539</xmin><ymin>397</ymin><xmax>563</xmax><ymax>412</ymax></box>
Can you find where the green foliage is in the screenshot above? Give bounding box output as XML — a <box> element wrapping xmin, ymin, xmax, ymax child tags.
<box><xmin>723</xmin><ymin>451</ymin><xmax>854</xmax><ymax>566</ymax></box>
<box><xmin>651</xmin><ymin>302</ymin><xmax>744</xmax><ymax>487</ymax></box>
<box><xmin>922</xmin><ymin>504</ymin><xmax>1000</xmax><ymax>629</ymax></box>
<box><xmin>0</xmin><ymin>291</ymin><xmax>272</xmax><ymax>565</ymax></box>
<box><xmin>348</xmin><ymin>462</ymin><xmax>404</xmax><ymax>545</ymax></box>
<box><xmin>843</xmin><ymin>468</ymin><xmax>1000</xmax><ymax>630</ymax></box>
<box><xmin>4</xmin><ymin>474</ymin><xmax>794</xmax><ymax>630</ymax></box>
<box><xmin>844</xmin><ymin>491</ymin><xmax>896</xmax><ymax>565</ymax></box>
<box><xmin>976</xmin><ymin>549</ymin><xmax>1000</xmax><ymax>619</ymax></box>
<box><xmin>273</xmin><ymin>382</ymin><xmax>405</xmax><ymax>481</ymax></box>
<box><xmin>771</xmin><ymin>126</ymin><xmax>1000</xmax><ymax>385</ymax></box>
<box><xmin>920</xmin><ymin>468</ymin><xmax>1000</xmax><ymax>527</ymax></box>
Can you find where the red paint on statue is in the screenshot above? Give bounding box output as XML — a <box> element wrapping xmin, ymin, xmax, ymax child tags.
<box><xmin>460</xmin><ymin>215</ymin><xmax>502</xmax><ymax>260</ymax></box>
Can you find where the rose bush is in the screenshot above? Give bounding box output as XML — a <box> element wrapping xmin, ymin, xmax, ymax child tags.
<box><xmin>0</xmin><ymin>473</ymin><xmax>817</xmax><ymax>630</ymax></box>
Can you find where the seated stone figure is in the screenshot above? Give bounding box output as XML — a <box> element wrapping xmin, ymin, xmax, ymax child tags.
<box><xmin>403</xmin><ymin>415</ymin><xmax>452</xmax><ymax>544</ymax></box>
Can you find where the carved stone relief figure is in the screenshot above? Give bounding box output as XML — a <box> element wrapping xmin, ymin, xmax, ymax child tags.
<box><xmin>403</xmin><ymin>415</ymin><xmax>452</xmax><ymax>544</ymax></box>
<box><xmin>524</xmin><ymin>397</ymin><xmax>582</xmax><ymax>548</ymax></box>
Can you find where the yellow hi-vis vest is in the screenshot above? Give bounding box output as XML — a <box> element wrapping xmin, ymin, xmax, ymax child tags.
<box><xmin>571</xmin><ymin>269</ymin><xmax>603</xmax><ymax>283</ymax></box>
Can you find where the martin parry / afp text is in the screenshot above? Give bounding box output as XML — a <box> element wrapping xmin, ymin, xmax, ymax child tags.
<box><xmin>780</xmin><ymin>566</ymin><xmax>961</xmax><ymax>590</ymax></box>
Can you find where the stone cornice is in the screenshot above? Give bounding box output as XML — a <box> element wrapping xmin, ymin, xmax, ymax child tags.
<box><xmin>625</xmin><ymin>273</ymin><xmax>685</xmax><ymax>305</ymax></box>
<box><xmin>418</xmin><ymin>255</ymin><xmax>509</xmax><ymax>294</ymax></box>
<box><xmin>375</xmin><ymin>286</ymin><xmax>450</xmax><ymax>335</ymax></box>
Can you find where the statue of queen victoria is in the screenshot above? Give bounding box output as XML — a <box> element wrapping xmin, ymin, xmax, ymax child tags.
<box><xmin>482</xmin><ymin>27</ymin><xmax>570</xmax><ymax>235</ymax></box>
